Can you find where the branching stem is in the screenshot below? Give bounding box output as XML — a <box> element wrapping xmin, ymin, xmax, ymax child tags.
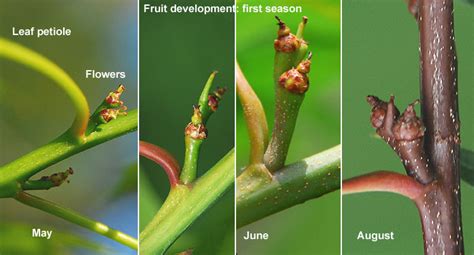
<box><xmin>15</xmin><ymin>192</ymin><xmax>137</xmax><ymax>250</ymax></box>
<box><xmin>342</xmin><ymin>171</ymin><xmax>425</xmax><ymax>200</ymax></box>
<box><xmin>0</xmin><ymin>110</ymin><xmax>137</xmax><ymax>198</ymax></box>
<box><xmin>140</xmin><ymin>149</ymin><xmax>235</xmax><ymax>255</ymax></box>
<box><xmin>238</xmin><ymin>145</ymin><xmax>340</xmax><ymax>227</ymax></box>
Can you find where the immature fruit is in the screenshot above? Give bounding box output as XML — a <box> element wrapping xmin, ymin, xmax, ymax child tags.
<box><xmin>366</xmin><ymin>96</ymin><xmax>431</xmax><ymax>183</ymax></box>
<box><xmin>185</xmin><ymin>105</ymin><xmax>207</xmax><ymax>139</ymax></box>
<box><xmin>367</xmin><ymin>95</ymin><xmax>400</xmax><ymax>128</ymax></box>
<box><xmin>278</xmin><ymin>55</ymin><xmax>312</xmax><ymax>94</ymax></box>
<box><xmin>274</xmin><ymin>16</ymin><xmax>303</xmax><ymax>53</ymax></box>
<box><xmin>393</xmin><ymin>101</ymin><xmax>425</xmax><ymax>141</ymax></box>
<box><xmin>184</xmin><ymin>123</ymin><xmax>207</xmax><ymax>140</ymax></box>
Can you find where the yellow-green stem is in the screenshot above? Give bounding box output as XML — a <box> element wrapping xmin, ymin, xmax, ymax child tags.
<box><xmin>0</xmin><ymin>38</ymin><xmax>89</xmax><ymax>139</ymax></box>
<box><xmin>15</xmin><ymin>192</ymin><xmax>137</xmax><ymax>250</ymax></box>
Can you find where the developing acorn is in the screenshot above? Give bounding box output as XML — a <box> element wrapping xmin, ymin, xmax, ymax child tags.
<box><xmin>393</xmin><ymin>100</ymin><xmax>425</xmax><ymax>141</ymax></box>
<box><xmin>184</xmin><ymin>105</ymin><xmax>207</xmax><ymax>140</ymax></box>
<box><xmin>274</xmin><ymin>16</ymin><xmax>305</xmax><ymax>53</ymax></box>
<box><xmin>278</xmin><ymin>53</ymin><xmax>312</xmax><ymax>94</ymax></box>
<box><xmin>367</xmin><ymin>95</ymin><xmax>400</xmax><ymax>129</ymax></box>
<box><xmin>366</xmin><ymin>96</ymin><xmax>432</xmax><ymax>183</ymax></box>
<box><xmin>208</xmin><ymin>87</ymin><xmax>227</xmax><ymax>112</ymax></box>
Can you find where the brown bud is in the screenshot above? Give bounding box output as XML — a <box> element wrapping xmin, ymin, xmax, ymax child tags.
<box><xmin>393</xmin><ymin>101</ymin><xmax>425</xmax><ymax>141</ymax></box>
<box><xmin>208</xmin><ymin>95</ymin><xmax>219</xmax><ymax>111</ymax></box>
<box><xmin>207</xmin><ymin>86</ymin><xmax>227</xmax><ymax>111</ymax></box>
<box><xmin>185</xmin><ymin>122</ymin><xmax>207</xmax><ymax>140</ymax></box>
<box><xmin>408</xmin><ymin>0</ymin><xmax>419</xmax><ymax>19</ymax></box>
<box><xmin>278</xmin><ymin>68</ymin><xmax>309</xmax><ymax>94</ymax></box>
<box><xmin>213</xmin><ymin>86</ymin><xmax>227</xmax><ymax>99</ymax></box>
<box><xmin>40</xmin><ymin>167</ymin><xmax>74</xmax><ymax>186</ymax></box>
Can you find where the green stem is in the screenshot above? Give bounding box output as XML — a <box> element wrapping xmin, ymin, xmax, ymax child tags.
<box><xmin>140</xmin><ymin>149</ymin><xmax>235</xmax><ymax>255</ymax></box>
<box><xmin>296</xmin><ymin>16</ymin><xmax>308</xmax><ymax>39</ymax></box>
<box><xmin>238</xmin><ymin>145</ymin><xmax>340</xmax><ymax>227</ymax></box>
<box><xmin>263</xmin><ymin>91</ymin><xmax>305</xmax><ymax>171</ymax></box>
<box><xmin>198</xmin><ymin>71</ymin><xmax>217</xmax><ymax>123</ymax></box>
<box><xmin>180</xmin><ymin>72</ymin><xmax>221</xmax><ymax>184</ymax></box>
<box><xmin>21</xmin><ymin>180</ymin><xmax>56</xmax><ymax>190</ymax></box>
<box><xmin>0</xmin><ymin>38</ymin><xmax>90</xmax><ymax>139</ymax></box>
<box><xmin>0</xmin><ymin>110</ymin><xmax>137</xmax><ymax>198</ymax></box>
<box><xmin>264</xmin><ymin>17</ymin><xmax>310</xmax><ymax>172</ymax></box>
<box><xmin>15</xmin><ymin>192</ymin><xmax>137</xmax><ymax>250</ymax></box>
<box><xmin>180</xmin><ymin>137</ymin><xmax>203</xmax><ymax>184</ymax></box>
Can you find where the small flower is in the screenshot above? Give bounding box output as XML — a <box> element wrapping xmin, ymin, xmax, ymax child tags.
<box><xmin>99</xmin><ymin>106</ymin><xmax>127</xmax><ymax>123</ymax></box>
<box><xmin>105</xmin><ymin>84</ymin><xmax>125</xmax><ymax>107</ymax></box>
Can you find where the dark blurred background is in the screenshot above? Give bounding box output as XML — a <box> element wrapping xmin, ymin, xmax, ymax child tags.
<box><xmin>139</xmin><ymin>0</ymin><xmax>235</xmax><ymax>254</ymax></box>
<box><xmin>0</xmin><ymin>1</ymin><xmax>138</xmax><ymax>254</ymax></box>
<box><xmin>342</xmin><ymin>0</ymin><xmax>473</xmax><ymax>254</ymax></box>
<box><xmin>236</xmin><ymin>0</ymin><xmax>341</xmax><ymax>254</ymax></box>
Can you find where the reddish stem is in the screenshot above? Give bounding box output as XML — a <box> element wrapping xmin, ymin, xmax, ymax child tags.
<box><xmin>342</xmin><ymin>171</ymin><xmax>425</xmax><ymax>200</ymax></box>
<box><xmin>236</xmin><ymin>62</ymin><xmax>269</xmax><ymax>165</ymax></box>
<box><xmin>140</xmin><ymin>141</ymin><xmax>180</xmax><ymax>187</ymax></box>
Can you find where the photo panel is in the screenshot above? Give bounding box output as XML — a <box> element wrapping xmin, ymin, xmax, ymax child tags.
<box><xmin>341</xmin><ymin>1</ymin><xmax>473</xmax><ymax>254</ymax></box>
<box><xmin>0</xmin><ymin>1</ymin><xmax>138</xmax><ymax>254</ymax></box>
<box><xmin>236</xmin><ymin>0</ymin><xmax>341</xmax><ymax>254</ymax></box>
<box><xmin>139</xmin><ymin>0</ymin><xmax>235</xmax><ymax>254</ymax></box>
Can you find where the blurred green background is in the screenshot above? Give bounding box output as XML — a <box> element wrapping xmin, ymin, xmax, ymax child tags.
<box><xmin>0</xmin><ymin>1</ymin><xmax>138</xmax><ymax>255</ymax></box>
<box><xmin>342</xmin><ymin>0</ymin><xmax>473</xmax><ymax>254</ymax></box>
<box><xmin>236</xmin><ymin>0</ymin><xmax>340</xmax><ymax>254</ymax></box>
<box><xmin>139</xmin><ymin>0</ymin><xmax>235</xmax><ymax>254</ymax></box>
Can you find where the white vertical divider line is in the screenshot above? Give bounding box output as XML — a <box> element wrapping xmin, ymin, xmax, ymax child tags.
<box><xmin>136</xmin><ymin>0</ymin><xmax>141</xmax><ymax>252</ymax></box>
<box><xmin>339</xmin><ymin>0</ymin><xmax>343</xmax><ymax>254</ymax></box>
<box><xmin>233</xmin><ymin>1</ymin><xmax>238</xmax><ymax>254</ymax></box>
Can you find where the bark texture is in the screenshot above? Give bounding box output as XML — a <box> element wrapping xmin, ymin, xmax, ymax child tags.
<box><xmin>416</xmin><ymin>0</ymin><xmax>463</xmax><ymax>254</ymax></box>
